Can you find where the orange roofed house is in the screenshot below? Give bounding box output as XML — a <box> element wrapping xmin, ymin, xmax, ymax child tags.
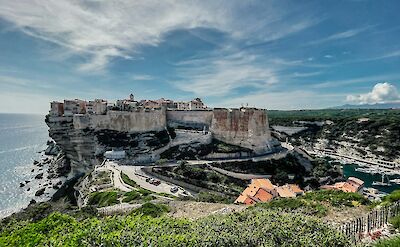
<box><xmin>320</xmin><ymin>177</ymin><xmax>364</xmax><ymax>193</ymax></box>
<box><xmin>235</xmin><ymin>178</ymin><xmax>304</xmax><ymax>205</ymax></box>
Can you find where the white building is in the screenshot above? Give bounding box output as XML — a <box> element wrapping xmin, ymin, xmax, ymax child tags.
<box><xmin>86</xmin><ymin>99</ymin><xmax>107</xmax><ymax>115</ymax></box>
<box><xmin>104</xmin><ymin>150</ymin><xmax>126</xmax><ymax>160</ymax></box>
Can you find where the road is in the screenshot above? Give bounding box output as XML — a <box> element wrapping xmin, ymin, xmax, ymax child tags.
<box><xmin>111</xmin><ymin>162</ymin><xmax>193</xmax><ymax>197</ymax></box>
<box><xmin>207</xmin><ymin>165</ymin><xmax>271</xmax><ymax>180</ymax></box>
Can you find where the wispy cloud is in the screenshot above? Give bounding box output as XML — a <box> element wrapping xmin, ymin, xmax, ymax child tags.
<box><xmin>130</xmin><ymin>74</ymin><xmax>154</xmax><ymax>81</ymax></box>
<box><xmin>173</xmin><ymin>50</ymin><xmax>278</xmax><ymax>96</ymax></box>
<box><xmin>308</xmin><ymin>26</ymin><xmax>372</xmax><ymax>45</ymax></box>
<box><xmin>0</xmin><ymin>1</ymin><xmax>319</xmax><ymax>72</ymax></box>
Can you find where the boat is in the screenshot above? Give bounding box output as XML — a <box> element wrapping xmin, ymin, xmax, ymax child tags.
<box><xmin>390</xmin><ymin>178</ymin><xmax>400</xmax><ymax>185</ymax></box>
<box><xmin>372</xmin><ymin>174</ymin><xmax>391</xmax><ymax>186</ymax></box>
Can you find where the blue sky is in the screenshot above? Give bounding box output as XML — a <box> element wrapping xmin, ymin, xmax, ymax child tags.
<box><xmin>0</xmin><ymin>0</ymin><xmax>400</xmax><ymax>113</ymax></box>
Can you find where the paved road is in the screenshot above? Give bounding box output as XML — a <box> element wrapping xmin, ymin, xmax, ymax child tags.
<box><xmin>207</xmin><ymin>165</ymin><xmax>272</xmax><ymax>180</ymax></box>
<box><xmin>101</xmin><ymin>162</ymin><xmax>133</xmax><ymax>192</ymax></box>
<box><xmin>116</xmin><ymin>163</ymin><xmax>193</xmax><ymax>197</ymax></box>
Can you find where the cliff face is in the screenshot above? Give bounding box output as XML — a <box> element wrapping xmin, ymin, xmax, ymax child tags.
<box><xmin>46</xmin><ymin>112</ymin><xmax>172</xmax><ymax>172</ymax></box>
<box><xmin>210</xmin><ymin>108</ymin><xmax>273</xmax><ymax>154</ymax></box>
<box><xmin>46</xmin><ymin>107</ymin><xmax>274</xmax><ymax>170</ymax></box>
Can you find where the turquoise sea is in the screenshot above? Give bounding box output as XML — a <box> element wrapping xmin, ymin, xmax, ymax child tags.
<box><xmin>343</xmin><ymin>164</ymin><xmax>400</xmax><ymax>194</ymax></box>
<box><xmin>0</xmin><ymin>114</ymin><xmax>48</xmax><ymax>218</ymax></box>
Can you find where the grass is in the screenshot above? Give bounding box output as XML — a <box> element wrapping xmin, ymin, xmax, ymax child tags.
<box><xmin>122</xmin><ymin>191</ymin><xmax>140</xmax><ymax>203</ymax></box>
<box><xmin>257</xmin><ymin>198</ymin><xmax>328</xmax><ymax>216</ymax></box>
<box><xmin>374</xmin><ymin>236</ymin><xmax>400</xmax><ymax>247</ymax></box>
<box><xmin>131</xmin><ymin>202</ymin><xmax>170</xmax><ymax>217</ymax></box>
<box><xmin>302</xmin><ymin>190</ymin><xmax>369</xmax><ymax>207</ymax></box>
<box><xmin>120</xmin><ymin>172</ymin><xmax>138</xmax><ymax>188</ymax></box>
<box><xmin>87</xmin><ymin>191</ymin><xmax>119</xmax><ymax>207</ymax></box>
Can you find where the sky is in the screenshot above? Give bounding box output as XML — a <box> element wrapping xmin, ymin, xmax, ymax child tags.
<box><xmin>0</xmin><ymin>0</ymin><xmax>400</xmax><ymax>114</ymax></box>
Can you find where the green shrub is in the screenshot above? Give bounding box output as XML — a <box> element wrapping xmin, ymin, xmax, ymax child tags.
<box><xmin>0</xmin><ymin>209</ymin><xmax>351</xmax><ymax>246</ymax></box>
<box><xmin>88</xmin><ymin>191</ymin><xmax>118</xmax><ymax>207</ymax></box>
<box><xmin>122</xmin><ymin>191</ymin><xmax>141</xmax><ymax>203</ymax></box>
<box><xmin>196</xmin><ymin>191</ymin><xmax>233</xmax><ymax>204</ymax></box>
<box><xmin>120</xmin><ymin>172</ymin><xmax>137</xmax><ymax>188</ymax></box>
<box><xmin>131</xmin><ymin>203</ymin><xmax>170</xmax><ymax>217</ymax></box>
<box><xmin>302</xmin><ymin>190</ymin><xmax>368</xmax><ymax>207</ymax></box>
<box><xmin>374</xmin><ymin>236</ymin><xmax>400</xmax><ymax>247</ymax></box>
<box><xmin>390</xmin><ymin>215</ymin><xmax>400</xmax><ymax>229</ymax></box>
<box><xmin>382</xmin><ymin>190</ymin><xmax>400</xmax><ymax>204</ymax></box>
<box><xmin>138</xmin><ymin>188</ymin><xmax>152</xmax><ymax>196</ymax></box>
<box><xmin>257</xmin><ymin>198</ymin><xmax>328</xmax><ymax>216</ymax></box>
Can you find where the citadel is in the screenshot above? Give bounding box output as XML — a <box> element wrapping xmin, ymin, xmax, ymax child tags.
<box><xmin>47</xmin><ymin>94</ymin><xmax>278</xmax><ymax>172</ymax></box>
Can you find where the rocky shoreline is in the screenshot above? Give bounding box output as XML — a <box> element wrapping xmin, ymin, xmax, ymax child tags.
<box><xmin>15</xmin><ymin>141</ymin><xmax>72</xmax><ymax>211</ymax></box>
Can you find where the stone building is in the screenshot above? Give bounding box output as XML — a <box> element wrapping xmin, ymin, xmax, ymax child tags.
<box><xmin>50</xmin><ymin>101</ymin><xmax>64</xmax><ymax>116</ymax></box>
<box><xmin>86</xmin><ymin>99</ymin><xmax>107</xmax><ymax>115</ymax></box>
<box><xmin>64</xmin><ymin>99</ymin><xmax>87</xmax><ymax>116</ymax></box>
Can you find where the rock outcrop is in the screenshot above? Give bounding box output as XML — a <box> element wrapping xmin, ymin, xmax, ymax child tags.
<box><xmin>46</xmin><ymin>107</ymin><xmax>275</xmax><ymax>171</ymax></box>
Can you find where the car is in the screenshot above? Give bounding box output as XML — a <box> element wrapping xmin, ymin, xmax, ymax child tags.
<box><xmin>170</xmin><ymin>186</ymin><xmax>178</xmax><ymax>193</ymax></box>
<box><xmin>152</xmin><ymin>180</ymin><xmax>161</xmax><ymax>186</ymax></box>
<box><xmin>145</xmin><ymin>178</ymin><xmax>151</xmax><ymax>183</ymax></box>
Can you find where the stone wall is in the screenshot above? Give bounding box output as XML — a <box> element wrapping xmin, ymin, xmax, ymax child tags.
<box><xmin>74</xmin><ymin>109</ymin><xmax>166</xmax><ymax>132</ymax></box>
<box><xmin>210</xmin><ymin>108</ymin><xmax>273</xmax><ymax>154</ymax></box>
<box><xmin>166</xmin><ymin>110</ymin><xmax>213</xmax><ymax>130</ymax></box>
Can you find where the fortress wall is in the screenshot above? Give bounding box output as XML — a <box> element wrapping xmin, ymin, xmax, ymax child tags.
<box><xmin>166</xmin><ymin>110</ymin><xmax>213</xmax><ymax>130</ymax></box>
<box><xmin>74</xmin><ymin>109</ymin><xmax>167</xmax><ymax>132</ymax></box>
<box><xmin>210</xmin><ymin>108</ymin><xmax>273</xmax><ymax>154</ymax></box>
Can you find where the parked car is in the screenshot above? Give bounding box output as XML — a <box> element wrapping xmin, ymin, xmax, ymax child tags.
<box><xmin>145</xmin><ymin>178</ymin><xmax>151</xmax><ymax>183</ymax></box>
<box><xmin>152</xmin><ymin>180</ymin><xmax>161</xmax><ymax>186</ymax></box>
<box><xmin>170</xmin><ymin>186</ymin><xmax>178</xmax><ymax>193</ymax></box>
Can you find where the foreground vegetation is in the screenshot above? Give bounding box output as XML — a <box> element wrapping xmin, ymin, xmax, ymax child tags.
<box><xmin>0</xmin><ymin>205</ymin><xmax>350</xmax><ymax>247</ymax></box>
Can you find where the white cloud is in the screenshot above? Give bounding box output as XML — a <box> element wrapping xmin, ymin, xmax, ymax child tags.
<box><xmin>308</xmin><ymin>26</ymin><xmax>371</xmax><ymax>45</ymax></box>
<box><xmin>0</xmin><ymin>0</ymin><xmax>317</xmax><ymax>71</ymax></box>
<box><xmin>173</xmin><ymin>51</ymin><xmax>278</xmax><ymax>96</ymax></box>
<box><xmin>324</xmin><ymin>54</ymin><xmax>333</xmax><ymax>59</ymax></box>
<box><xmin>131</xmin><ymin>74</ymin><xmax>154</xmax><ymax>81</ymax></box>
<box><xmin>346</xmin><ymin>82</ymin><xmax>400</xmax><ymax>104</ymax></box>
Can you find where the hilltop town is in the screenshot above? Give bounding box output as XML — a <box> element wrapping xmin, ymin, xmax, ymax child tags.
<box><xmin>46</xmin><ymin>94</ymin><xmax>278</xmax><ymax>172</ymax></box>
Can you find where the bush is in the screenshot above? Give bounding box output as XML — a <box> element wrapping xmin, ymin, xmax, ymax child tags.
<box><xmin>258</xmin><ymin>198</ymin><xmax>328</xmax><ymax>216</ymax></box>
<box><xmin>88</xmin><ymin>191</ymin><xmax>118</xmax><ymax>207</ymax></box>
<box><xmin>382</xmin><ymin>190</ymin><xmax>400</xmax><ymax>204</ymax></box>
<box><xmin>390</xmin><ymin>215</ymin><xmax>400</xmax><ymax>229</ymax></box>
<box><xmin>131</xmin><ymin>203</ymin><xmax>170</xmax><ymax>217</ymax></box>
<box><xmin>374</xmin><ymin>236</ymin><xmax>400</xmax><ymax>247</ymax></box>
<box><xmin>120</xmin><ymin>172</ymin><xmax>137</xmax><ymax>188</ymax></box>
<box><xmin>122</xmin><ymin>191</ymin><xmax>141</xmax><ymax>203</ymax></box>
<box><xmin>0</xmin><ymin>209</ymin><xmax>351</xmax><ymax>246</ymax></box>
<box><xmin>302</xmin><ymin>190</ymin><xmax>368</xmax><ymax>207</ymax></box>
<box><xmin>196</xmin><ymin>192</ymin><xmax>233</xmax><ymax>204</ymax></box>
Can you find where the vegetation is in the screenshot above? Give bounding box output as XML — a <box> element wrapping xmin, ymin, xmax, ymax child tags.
<box><xmin>132</xmin><ymin>203</ymin><xmax>170</xmax><ymax>217</ymax></box>
<box><xmin>257</xmin><ymin>198</ymin><xmax>328</xmax><ymax>216</ymax></box>
<box><xmin>195</xmin><ymin>191</ymin><xmax>233</xmax><ymax>204</ymax></box>
<box><xmin>87</xmin><ymin>191</ymin><xmax>118</xmax><ymax>207</ymax></box>
<box><xmin>381</xmin><ymin>190</ymin><xmax>400</xmax><ymax>204</ymax></box>
<box><xmin>302</xmin><ymin>190</ymin><xmax>369</xmax><ymax>207</ymax></box>
<box><xmin>0</xmin><ymin>208</ymin><xmax>351</xmax><ymax>246</ymax></box>
<box><xmin>374</xmin><ymin>236</ymin><xmax>400</xmax><ymax>247</ymax></box>
<box><xmin>122</xmin><ymin>191</ymin><xmax>141</xmax><ymax>203</ymax></box>
<box><xmin>152</xmin><ymin>163</ymin><xmax>246</xmax><ymax>196</ymax></box>
<box><xmin>268</xmin><ymin>109</ymin><xmax>400</xmax><ymax>159</ymax></box>
<box><xmin>120</xmin><ymin>172</ymin><xmax>138</xmax><ymax>188</ymax></box>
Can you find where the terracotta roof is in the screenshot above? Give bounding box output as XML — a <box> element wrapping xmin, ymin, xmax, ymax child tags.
<box><xmin>276</xmin><ymin>185</ymin><xmax>296</xmax><ymax>198</ymax></box>
<box><xmin>254</xmin><ymin>188</ymin><xmax>274</xmax><ymax>202</ymax></box>
<box><xmin>252</xmin><ymin>178</ymin><xmax>275</xmax><ymax>191</ymax></box>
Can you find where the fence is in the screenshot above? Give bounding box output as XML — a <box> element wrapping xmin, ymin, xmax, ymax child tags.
<box><xmin>339</xmin><ymin>202</ymin><xmax>400</xmax><ymax>243</ymax></box>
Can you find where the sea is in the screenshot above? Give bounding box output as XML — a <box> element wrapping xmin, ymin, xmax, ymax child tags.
<box><xmin>0</xmin><ymin>113</ymin><xmax>49</xmax><ymax>218</ymax></box>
